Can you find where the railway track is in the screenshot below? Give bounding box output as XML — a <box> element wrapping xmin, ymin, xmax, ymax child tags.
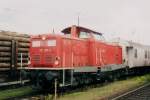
<box><xmin>2</xmin><ymin>74</ymin><xmax>149</xmax><ymax>100</ymax></box>
<box><xmin>0</xmin><ymin>80</ymin><xmax>30</xmax><ymax>91</ymax></box>
<box><xmin>0</xmin><ymin>80</ymin><xmax>29</xmax><ymax>87</ymax></box>
<box><xmin>112</xmin><ymin>83</ymin><xmax>150</xmax><ymax>100</ymax></box>
<box><xmin>14</xmin><ymin>74</ymin><xmax>150</xmax><ymax>100</ymax></box>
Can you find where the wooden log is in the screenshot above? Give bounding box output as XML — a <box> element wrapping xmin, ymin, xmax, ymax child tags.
<box><xmin>0</xmin><ymin>52</ymin><xmax>11</xmax><ymax>56</ymax></box>
<box><xmin>17</xmin><ymin>58</ymin><xmax>29</xmax><ymax>61</ymax></box>
<box><xmin>0</xmin><ymin>57</ymin><xmax>10</xmax><ymax>61</ymax></box>
<box><xmin>0</xmin><ymin>47</ymin><xmax>11</xmax><ymax>51</ymax></box>
<box><xmin>17</xmin><ymin>57</ymin><xmax>29</xmax><ymax>63</ymax></box>
<box><xmin>18</xmin><ymin>48</ymin><xmax>29</xmax><ymax>52</ymax></box>
<box><xmin>17</xmin><ymin>60</ymin><xmax>29</xmax><ymax>64</ymax></box>
<box><xmin>0</xmin><ymin>41</ymin><xmax>11</xmax><ymax>46</ymax></box>
<box><xmin>18</xmin><ymin>51</ymin><xmax>29</xmax><ymax>54</ymax></box>
<box><xmin>17</xmin><ymin>53</ymin><xmax>29</xmax><ymax>57</ymax></box>
<box><xmin>17</xmin><ymin>63</ymin><xmax>28</xmax><ymax>67</ymax></box>
<box><xmin>0</xmin><ymin>63</ymin><xmax>10</xmax><ymax>67</ymax></box>
<box><xmin>0</xmin><ymin>31</ymin><xmax>30</xmax><ymax>38</ymax></box>
<box><xmin>0</xmin><ymin>68</ymin><xmax>10</xmax><ymax>71</ymax></box>
<box><xmin>17</xmin><ymin>61</ymin><xmax>28</xmax><ymax>63</ymax></box>
<box><xmin>0</xmin><ymin>35</ymin><xmax>29</xmax><ymax>42</ymax></box>
<box><xmin>18</xmin><ymin>42</ymin><xmax>30</xmax><ymax>48</ymax></box>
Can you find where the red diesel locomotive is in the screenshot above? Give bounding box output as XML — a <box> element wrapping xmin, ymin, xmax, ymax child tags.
<box><xmin>28</xmin><ymin>25</ymin><xmax>123</xmax><ymax>89</ymax></box>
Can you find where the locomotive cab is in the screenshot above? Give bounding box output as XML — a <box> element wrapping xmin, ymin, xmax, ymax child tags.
<box><xmin>62</xmin><ymin>25</ymin><xmax>104</xmax><ymax>41</ymax></box>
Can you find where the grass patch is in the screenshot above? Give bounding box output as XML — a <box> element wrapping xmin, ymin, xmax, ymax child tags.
<box><xmin>46</xmin><ymin>74</ymin><xmax>150</xmax><ymax>100</ymax></box>
<box><xmin>0</xmin><ymin>86</ymin><xmax>34</xmax><ymax>100</ymax></box>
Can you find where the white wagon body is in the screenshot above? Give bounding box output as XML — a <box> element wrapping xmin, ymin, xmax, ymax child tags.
<box><xmin>110</xmin><ymin>39</ymin><xmax>150</xmax><ymax>68</ymax></box>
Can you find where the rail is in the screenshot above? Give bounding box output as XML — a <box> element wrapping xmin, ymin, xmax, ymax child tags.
<box><xmin>112</xmin><ymin>82</ymin><xmax>150</xmax><ymax>100</ymax></box>
<box><xmin>0</xmin><ymin>80</ymin><xmax>30</xmax><ymax>87</ymax></box>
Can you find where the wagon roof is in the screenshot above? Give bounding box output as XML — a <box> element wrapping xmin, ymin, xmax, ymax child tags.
<box><xmin>61</xmin><ymin>25</ymin><xmax>102</xmax><ymax>35</ymax></box>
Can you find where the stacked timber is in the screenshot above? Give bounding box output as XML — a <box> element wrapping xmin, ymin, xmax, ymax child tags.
<box><xmin>0</xmin><ymin>30</ymin><xmax>30</xmax><ymax>70</ymax></box>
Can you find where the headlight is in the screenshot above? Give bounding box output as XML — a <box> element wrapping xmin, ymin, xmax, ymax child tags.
<box><xmin>42</xmin><ymin>36</ymin><xmax>46</xmax><ymax>40</ymax></box>
<box><xmin>54</xmin><ymin>56</ymin><xmax>60</xmax><ymax>65</ymax></box>
<box><xmin>54</xmin><ymin>60</ymin><xmax>59</xmax><ymax>65</ymax></box>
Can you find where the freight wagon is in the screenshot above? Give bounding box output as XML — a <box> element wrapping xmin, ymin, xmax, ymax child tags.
<box><xmin>0</xmin><ymin>31</ymin><xmax>30</xmax><ymax>82</ymax></box>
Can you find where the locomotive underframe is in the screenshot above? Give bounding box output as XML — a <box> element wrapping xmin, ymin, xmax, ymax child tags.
<box><xmin>27</xmin><ymin>64</ymin><xmax>130</xmax><ymax>90</ymax></box>
<box><xmin>26</xmin><ymin>64</ymin><xmax>150</xmax><ymax>91</ymax></box>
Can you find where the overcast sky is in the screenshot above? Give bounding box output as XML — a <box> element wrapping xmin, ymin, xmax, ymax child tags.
<box><xmin>0</xmin><ymin>0</ymin><xmax>150</xmax><ymax>44</ymax></box>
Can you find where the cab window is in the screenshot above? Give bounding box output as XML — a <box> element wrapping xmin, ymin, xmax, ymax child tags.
<box><xmin>93</xmin><ymin>33</ymin><xmax>104</xmax><ymax>41</ymax></box>
<box><xmin>134</xmin><ymin>49</ymin><xmax>138</xmax><ymax>58</ymax></box>
<box><xmin>47</xmin><ymin>40</ymin><xmax>56</xmax><ymax>46</ymax></box>
<box><xmin>79</xmin><ymin>31</ymin><xmax>90</xmax><ymax>39</ymax></box>
<box><xmin>64</xmin><ymin>34</ymin><xmax>71</xmax><ymax>37</ymax></box>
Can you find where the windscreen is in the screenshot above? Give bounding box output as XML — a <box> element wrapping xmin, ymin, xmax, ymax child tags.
<box><xmin>32</xmin><ymin>40</ymin><xmax>40</xmax><ymax>47</ymax></box>
<box><xmin>47</xmin><ymin>40</ymin><xmax>56</xmax><ymax>46</ymax></box>
<box><xmin>32</xmin><ymin>39</ymin><xmax>56</xmax><ymax>47</ymax></box>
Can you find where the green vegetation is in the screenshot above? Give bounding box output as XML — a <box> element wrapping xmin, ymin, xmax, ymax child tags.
<box><xmin>0</xmin><ymin>74</ymin><xmax>149</xmax><ymax>100</ymax></box>
<box><xmin>0</xmin><ymin>86</ymin><xmax>34</xmax><ymax>100</ymax></box>
<box><xmin>46</xmin><ymin>74</ymin><xmax>150</xmax><ymax>100</ymax></box>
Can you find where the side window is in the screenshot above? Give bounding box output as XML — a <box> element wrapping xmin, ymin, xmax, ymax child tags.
<box><xmin>148</xmin><ymin>51</ymin><xmax>149</xmax><ymax>59</ymax></box>
<box><xmin>149</xmin><ymin>51</ymin><xmax>150</xmax><ymax>59</ymax></box>
<box><xmin>79</xmin><ymin>31</ymin><xmax>90</xmax><ymax>39</ymax></box>
<box><xmin>148</xmin><ymin>51</ymin><xmax>150</xmax><ymax>59</ymax></box>
<box><xmin>93</xmin><ymin>34</ymin><xmax>104</xmax><ymax>41</ymax></box>
<box><xmin>134</xmin><ymin>49</ymin><xmax>137</xmax><ymax>58</ymax></box>
<box><xmin>145</xmin><ymin>50</ymin><xmax>147</xmax><ymax>59</ymax></box>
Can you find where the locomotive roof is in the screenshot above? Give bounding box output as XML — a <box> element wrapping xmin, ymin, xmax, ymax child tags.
<box><xmin>110</xmin><ymin>38</ymin><xmax>150</xmax><ymax>48</ymax></box>
<box><xmin>61</xmin><ymin>25</ymin><xmax>102</xmax><ymax>35</ymax></box>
